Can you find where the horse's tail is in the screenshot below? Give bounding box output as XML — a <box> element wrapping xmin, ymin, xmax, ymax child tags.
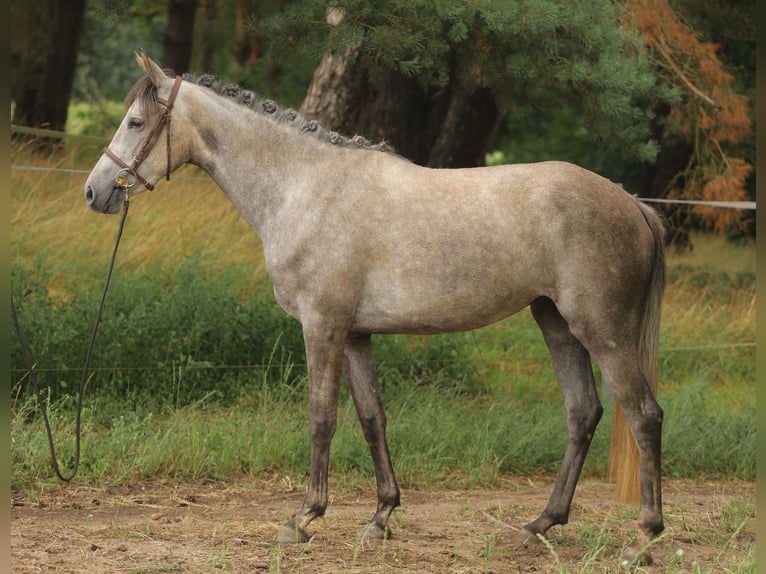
<box><xmin>607</xmin><ymin>201</ymin><xmax>666</xmax><ymax>503</ymax></box>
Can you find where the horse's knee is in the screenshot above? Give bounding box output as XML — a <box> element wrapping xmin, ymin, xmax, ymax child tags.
<box><xmin>310</xmin><ymin>417</ymin><xmax>336</xmax><ymax>445</ymax></box>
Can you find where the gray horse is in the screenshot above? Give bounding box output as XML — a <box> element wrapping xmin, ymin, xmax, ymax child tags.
<box><xmin>85</xmin><ymin>51</ymin><xmax>665</xmax><ymax>564</ymax></box>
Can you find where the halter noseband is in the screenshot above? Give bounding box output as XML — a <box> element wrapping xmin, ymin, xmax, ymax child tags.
<box><xmin>103</xmin><ymin>75</ymin><xmax>183</xmax><ymax>191</ymax></box>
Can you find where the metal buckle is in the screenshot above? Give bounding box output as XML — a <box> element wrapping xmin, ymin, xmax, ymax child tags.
<box><xmin>115</xmin><ymin>168</ymin><xmax>136</xmax><ymax>190</ymax></box>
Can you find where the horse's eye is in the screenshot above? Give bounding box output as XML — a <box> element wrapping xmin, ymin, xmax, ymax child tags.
<box><xmin>128</xmin><ymin>117</ymin><xmax>144</xmax><ymax>129</ymax></box>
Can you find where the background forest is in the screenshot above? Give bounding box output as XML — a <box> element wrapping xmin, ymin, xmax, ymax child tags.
<box><xmin>10</xmin><ymin>0</ymin><xmax>756</xmax><ymax>241</ymax></box>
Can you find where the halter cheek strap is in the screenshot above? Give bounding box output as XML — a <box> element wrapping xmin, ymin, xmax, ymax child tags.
<box><xmin>103</xmin><ymin>75</ymin><xmax>183</xmax><ymax>191</ymax></box>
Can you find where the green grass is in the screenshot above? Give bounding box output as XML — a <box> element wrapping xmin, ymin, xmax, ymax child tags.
<box><xmin>10</xmin><ymin>141</ymin><xmax>755</xmax><ymax>493</ymax></box>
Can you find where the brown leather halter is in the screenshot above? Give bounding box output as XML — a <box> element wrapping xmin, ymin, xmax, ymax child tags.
<box><xmin>102</xmin><ymin>75</ymin><xmax>183</xmax><ymax>191</ymax></box>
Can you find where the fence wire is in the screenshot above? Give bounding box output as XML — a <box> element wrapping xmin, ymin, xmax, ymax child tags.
<box><xmin>11</xmin><ymin>163</ymin><xmax>756</xmax><ymax>210</ymax></box>
<box><xmin>9</xmin><ymin>341</ymin><xmax>756</xmax><ymax>376</ymax></box>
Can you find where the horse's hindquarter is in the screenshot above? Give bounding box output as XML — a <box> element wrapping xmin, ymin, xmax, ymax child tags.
<box><xmin>269</xmin><ymin>158</ymin><xmax>654</xmax><ymax>335</ymax></box>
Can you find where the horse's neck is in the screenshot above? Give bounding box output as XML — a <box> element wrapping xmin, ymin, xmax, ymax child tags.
<box><xmin>187</xmin><ymin>90</ymin><xmax>322</xmax><ymax>238</ymax></box>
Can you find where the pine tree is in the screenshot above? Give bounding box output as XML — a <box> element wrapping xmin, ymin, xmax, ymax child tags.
<box><xmin>257</xmin><ymin>0</ymin><xmax>666</xmax><ymax>167</ymax></box>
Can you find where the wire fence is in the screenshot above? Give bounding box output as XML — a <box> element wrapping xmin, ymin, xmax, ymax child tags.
<box><xmin>12</xmin><ymin>124</ymin><xmax>108</xmax><ymax>143</ymax></box>
<box><xmin>9</xmin><ymin>341</ymin><xmax>756</xmax><ymax>376</ymax></box>
<box><xmin>11</xmin><ymin>162</ymin><xmax>757</xmax><ymax>210</ymax></box>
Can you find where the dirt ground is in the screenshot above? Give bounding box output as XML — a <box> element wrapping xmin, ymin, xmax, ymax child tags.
<box><xmin>11</xmin><ymin>476</ymin><xmax>754</xmax><ymax>573</ymax></box>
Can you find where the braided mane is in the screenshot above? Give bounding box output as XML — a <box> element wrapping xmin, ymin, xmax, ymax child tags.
<box><xmin>126</xmin><ymin>73</ymin><xmax>395</xmax><ymax>154</ymax></box>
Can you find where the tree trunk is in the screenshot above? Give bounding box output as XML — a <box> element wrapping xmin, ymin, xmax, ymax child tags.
<box><xmin>13</xmin><ymin>0</ymin><xmax>86</xmax><ymax>149</ymax></box>
<box><xmin>639</xmin><ymin>103</ymin><xmax>693</xmax><ymax>249</ymax></box>
<box><xmin>10</xmin><ymin>0</ymin><xmax>53</xmax><ymax>129</ymax></box>
<box><xmin>301</xmin><ymin>54</ymin><xmax>500</xmax><ymax>168</ymax></box>
<box><xmin>194</xmin><ymin>0</ymin><xmax>218</xmax><ymax>73</ymax></box>
<box><xmin>163</xmin><ymin>0</ymin><xmax>198</xmax><ymax>74</ymax></box>
<box><xmin>427</xmin><ymin>82</ymin><xmax>501</xmax><ymax>168</ymax></box>
<box><xmin>300</xmin><ymin>51</ymin><xmax>357</xmax><ymax>130</ymax></box>
<box><xmin>235</xmin><ymin>0</ymin><xmax>259</xmax><ymax>67</ymax></box>
<box><xmin>32</xmin><ymin>0</ymin><xmax>87</xmax><ymax>131</ymax></box>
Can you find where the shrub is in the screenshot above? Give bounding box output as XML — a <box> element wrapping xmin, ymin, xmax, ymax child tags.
<box><xmin>11</xmin><ymin>256</ymin><xmax>479</xmax><ymax>412</ymax></box>
<box><xmin>11</xmin><ymin>256</ymin><xmax>305</xmax><ymax>409</ymax></box>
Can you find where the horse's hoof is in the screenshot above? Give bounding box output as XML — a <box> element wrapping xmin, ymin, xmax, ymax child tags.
<box><xmin>512</xmin><ymin>527</ymin><xmax>540</xmax><ymax>547</ymax></box>
<box><xmin>359</xmin><ymin>521</ymin><xmax>392</xmax><ymax>540</ymax></box>
<box><xmin>620</xmin><ymin>546</ymin><xmax>653</xmax><ymax>567</ymax></box>
<box><xmin>277</xmin><ymin>519</ymin><xmax>310</xmax><ymax>544</ymax></box>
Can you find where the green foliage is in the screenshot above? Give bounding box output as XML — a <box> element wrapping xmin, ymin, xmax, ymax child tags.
<box><xmin>10</xmin><ymin>255</ymin><xmax>479</xmax><ymax>411</ymax></box>
<box><xmin>488</xmin><ymin>107</ymin><xmax>644</xmax><ymax>190</ymax></box>
<box><xmin>662</xmin><ymin>382</ymin><xmax>755</xmax><ymax>480</ymax></box>
<box><xmin>376</xmin><ymin>333</ymin><xmax>479</xmax><ymax>394</ymax></box>
<box><xmin>66</xmin><ymin>100</ymin><xmax>126</xmax><ymax>137</ymax></box>
<box><xmin>75</xmin><ymin>0</ymin><xmax>165</xmax><ymax>102</ymax></box>
<box><xmin>72</xmin><ymin>1</ymin><xmax>318</xmax><ymax>115</ymax></box>
<box><xmin>258</xmin><ymin>0</ymin><xmax>671</xmax><ymax>162</ymax></box>
<box><xmin>11</xmin><ymin>256</ymin><xmax>307</xmax><ymax>409</ymax></box>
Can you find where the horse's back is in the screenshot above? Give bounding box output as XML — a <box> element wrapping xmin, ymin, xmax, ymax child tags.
<box><xmin>338</xmin><ymin>159</ymin><xmax>659</xmax><ymax>335</ymax></box>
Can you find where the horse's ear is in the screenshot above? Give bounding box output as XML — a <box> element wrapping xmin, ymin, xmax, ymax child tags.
<box><xmin>134</xmin><ymin>49</ymin><xmax>171</xmax><ymax>88</ymax></box>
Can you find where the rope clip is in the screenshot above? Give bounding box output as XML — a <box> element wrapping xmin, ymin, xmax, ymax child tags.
<box><xmin>115</xmin><ymin>169</ymin><xmax>134</xmax><ymax>203</ymax></box>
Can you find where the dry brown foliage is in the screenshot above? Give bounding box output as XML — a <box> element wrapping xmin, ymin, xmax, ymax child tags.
<box><xmin>623</xmin><ymin>0</ymin><xmax>753</xmax><ymax>232</ymax></box>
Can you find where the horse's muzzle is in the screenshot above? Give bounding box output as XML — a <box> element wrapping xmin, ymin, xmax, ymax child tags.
<box><xmin>85</xmin><ymin>185</ymin><xmax>123</xmax><ymax>214</ymax></box>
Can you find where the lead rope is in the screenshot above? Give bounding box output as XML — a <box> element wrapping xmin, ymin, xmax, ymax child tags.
<box><xmin>11</xmin><ymin>190</ymin><xmax>130</xmax><ymax>482</ymax></box>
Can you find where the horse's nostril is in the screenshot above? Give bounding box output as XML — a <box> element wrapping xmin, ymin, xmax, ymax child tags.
<box><xmin>85</xmin><ymin>186</ymin><xmax>95</xmax><ymax>205</ymax></box>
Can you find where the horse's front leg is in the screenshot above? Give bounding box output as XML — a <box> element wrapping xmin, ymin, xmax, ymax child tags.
<box><xmin>343</xmin><ymin>334</ymin><xmax>400</xmax><ymax>539</ymax></box>
<box><xmin>277</xmin><ymin>324</ymin><xmax>345</xmax><ymax>544</ymax></box>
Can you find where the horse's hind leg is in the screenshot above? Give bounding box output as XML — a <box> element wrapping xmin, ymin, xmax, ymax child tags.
<box><xmin>555</xmin><ymin>302</ymin><xmax>663</xmax><ymax>564</ymax></box>
<box><xmin>597</xmin><ymin>353</ymin><xmax>664</xmax><ymax>560</ymax></box>
<box><xmin>343</xmin><ymin>333</ymin><xmax>401</xmax><ymax>539</ymax></box>
<box><xmin>519</xmin><ymin>297</ymin><xmax>603</xmax><ymax>542</ymax></box>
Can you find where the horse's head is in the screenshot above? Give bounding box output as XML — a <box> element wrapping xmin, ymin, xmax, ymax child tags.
<box><xmin>84</xmin><ymin>50</ymin><xmax>185</xmax><ymax>213</ymax></box>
